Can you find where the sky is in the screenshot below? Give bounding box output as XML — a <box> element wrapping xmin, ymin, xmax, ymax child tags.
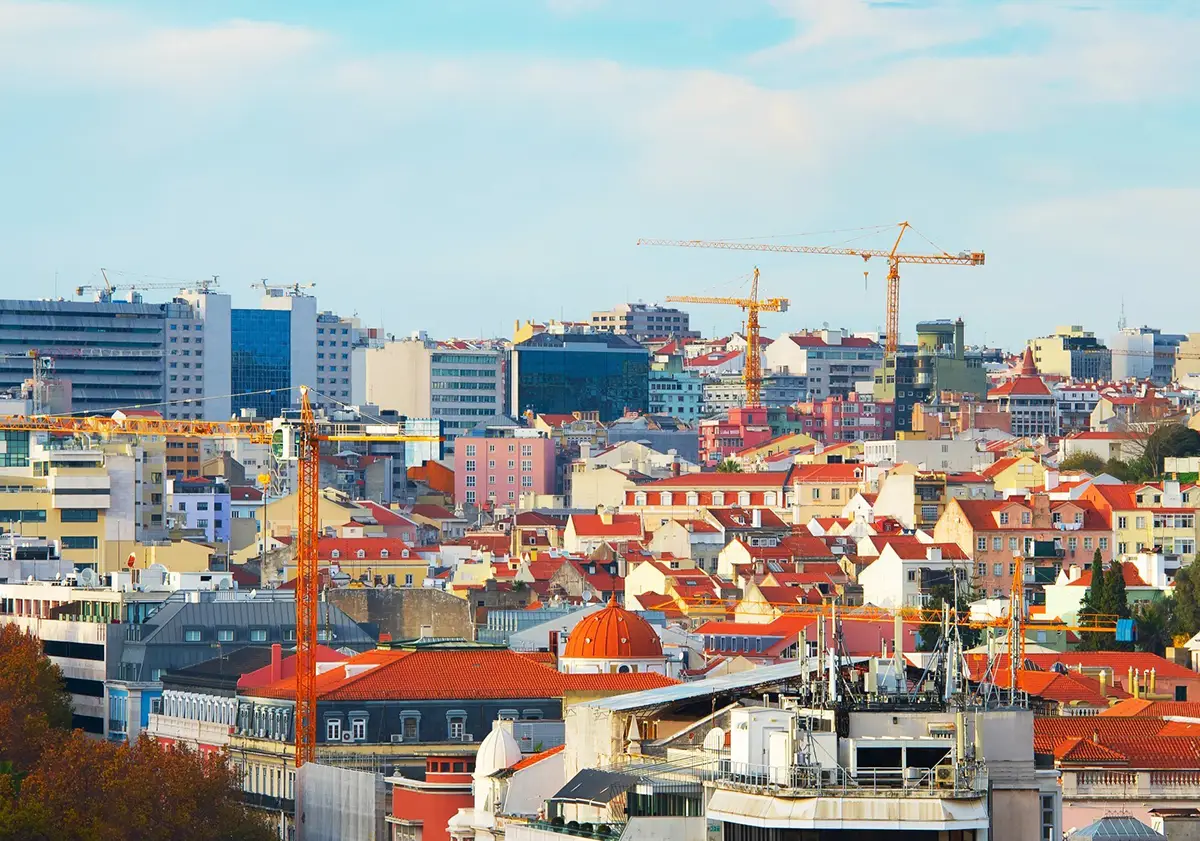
<box><xmin>0</xmin><ymin>0</ymin><xmax>1197</xmax><ymax>349</ymax></box>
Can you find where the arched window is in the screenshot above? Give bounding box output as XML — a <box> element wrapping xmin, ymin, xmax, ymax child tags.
<box><xmin>331</xmin><ymin>549</ymin><xmax>340</xmax><ymax>559</ymax></box>
<box><xmin>380</xmin><ymin>549</ymin><xmax>389</xmax><ymax>559</ymax></box>
<box><xmin>402</xmin><ymin>549</ymin><xmax>410</xmax><ymax>558</ymax></box>
<box><xmin>356</xmin><ymin>549</ymin><xmax>366</xmax><ymax>559</ymax></box>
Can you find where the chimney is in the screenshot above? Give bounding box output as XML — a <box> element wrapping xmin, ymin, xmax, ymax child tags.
<box><xmin>599</xmin><ymin>507</ymin><xmax>614</xmax><ymax>526</ymax></box>
<box><xmin>1031</xmin><ymin>493</ymin><xmax>1052</xmax><ymax>528</ymax></box>
<box><xmin>671</xmin><ymin>458</ymin><xmax>681</xmax><ymax>478</ymax></box>
<box><xmin>1045</xmin><ymin>469</ymin><xmax>1059</xmax><ymax>491</ymax></box>
<box><xmin>1150</xmin><ymin>668</ymin><xmax>1157</xmax><ymax>696</ymax></box>
<box><xmin>378</xmin><ymin>632</ymin><xmax>393</xmax><ymax>650</ymax></box>
<box><xmin>270</xmin><ymin>643</ymin><xmax>282</xmax><ymax>683</ymax></box>
<box><xmin>580</xmin><ymin>441</ymin><xmax>591</xmax><ymax>461</ymax></box>
<box><xmin>1099</xmin><ymin>669</ymin><xmax>1108</xmax><ymax>697</ymax></box>
<box><xmin>1128</xmin><ymin>665</ymin><xmax>1135</xmax><ymax>697</ymax></box>
<box><xmin>752</xmin><ymin>508</ymin><xmax>762</xmax><ymax>528</ymax></box>
<box><xmin>419</xmin><ymin>624</ymin><xmax>433</xmax><ymax>640</ymax></box>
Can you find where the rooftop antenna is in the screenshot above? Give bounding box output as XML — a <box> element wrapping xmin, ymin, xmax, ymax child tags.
<box><xmin>1118</xmin><ymin>297</ymin><xmax>1127</xmax><ymax>330</ymax></box>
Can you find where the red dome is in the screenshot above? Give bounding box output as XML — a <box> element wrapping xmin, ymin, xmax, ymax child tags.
<box><xmin>563</xmin><ymin>599</ymin><xmax>663</xmax><ymax>660</ymax></box>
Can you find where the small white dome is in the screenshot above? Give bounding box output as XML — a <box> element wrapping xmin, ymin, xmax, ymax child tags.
<box><xmin>474</xmin><ymin>723</ymin><xmax>522</xmax><ymax>779</ymax></box>
<box><xmin>447</xmin><ymin>809</ymin><xmax>475</xmax><ymax>831</ymax></box>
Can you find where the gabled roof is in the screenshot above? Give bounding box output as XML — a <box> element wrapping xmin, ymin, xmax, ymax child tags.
<box><xmin>982</xmin><ymin>456</ymin><xmax>1024</xmax><ymax>478</ymax></box>
<box><xmin>989</xmin><ymin>377</ymin><xmax>1053</xmax><ymax>398</ymax></box>
<box><xmin>1066</xmin><ymin>561</ymin><xmax>1152</xmax><ymax>588</ymax></box>
<box><xmin>357</xmin><ymin>501</ymin><xmax>420</xmax><ymax>528</ymax></box>
<box><xmin>786</xmin><ymin>334</ymin><xmax>879</xmax><ymax>349</ymax></box>
<box><xmin>318</xmin><ymin>537</ymin><xmax>416</xmax><ymax>560</ymax></box>
<box><xmin>950</xmin><ymin>498</ymin><xmax>1108</xmax><ymax>531</ymax></box>
<box><xmin>734</xmin><ymin>535</ymin><xmax>837</xmax><ymax>562</ymax></box>
<box><xmin>881</xmin><ymin>540</ymin><xmax>970</xmax><ymax>561</ymax></box>
<box><xmin>568</xmin><ymin>513</ymin><xmax>643</xmax><ymax>538</ymax></box>
<box><xmin>1099</xmin><ymin>699</ymin><xmax>1200</xmax><ymax>718</ymax></box>
<box><xmin>791</xmin><ymin>463</ymin><xmax>864</xmax><ymax>483</ymax></box>
<box><xmin>408</xmin><ymin>504</ymin><xmax>461</xmax><ymax>521</ymax></box>
<box><xmin>706</xmin><ymin>507</ymin><xmax>788</xmax><ymax>530</ymax></box>
<box><xmin>968</xmin><ymin>651</ymin><xmax>1198</xmax><ymax>681</ymax></box>
<box><xmin>638</xmin><ymin>473</ymin><xmax>788</xmax><ymax>489</ymax></box>
<box><xmin>684</xmin><ymin>350</ymin><xmax>742</xmax><ymax>368</ymax></box>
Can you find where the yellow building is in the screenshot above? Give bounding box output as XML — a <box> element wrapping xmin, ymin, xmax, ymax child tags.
<box><xmin>981</xmin><ymin>455</ymin><xmax>1045</xmax><ymax>493</ymax></box>
<box><xmin>1084</xmin><ymin>482</ymin><xmax>1200</xmax><ymax>562</ymax></box>
<box><xmin>734</xmin><ymin>432</ymin><xmax>818</xmax><ymax>466</ymax></box>
<box><xmin>0</xmin><ymin>431</ymin><xmax>169</xmax><ymax>574</ymax></box>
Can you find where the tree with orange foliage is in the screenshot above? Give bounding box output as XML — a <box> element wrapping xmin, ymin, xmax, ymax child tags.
<box><xmin>0</xmin><ymin>626</ymin><xmax>71</xmax><ymax>772</ymax></box>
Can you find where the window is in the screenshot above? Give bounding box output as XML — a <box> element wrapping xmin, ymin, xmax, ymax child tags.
<box><xmin>1068</xmin><ymin>537</ymin><xmax>1078</xmax><ymax>551</ymax></box>
<box><xmin>993</xmin><ymin>563</ymin><xmax>1003</xmax><ymax>576</ymax></box>
<box><xmin>831</xmin><ymin>488</ymin><xmax>841</xmax><ymax>500</ymax></box>
<box><xmin>1084</xmin><ymin>537</ymin><xmax>1093</xmax><ymax>550</ymax></box>
<box><xmin>1021</xmin><ymin>512</ymin><xmax>1031</xmax><ymax>524</ymax></box>
<box><xmin>977</xmin><ymin>536</ymin><xmax>987</xmax><ymax>551</ymax></box>
<box><xmin>62</xmin><ymin>536</ymin><xmax>98</xmax><ymax>550</ymax></box>
<box><xmin>1136</xmin><ymin>516</ymin><xmax>1146</xmax><ymax>530</ymax></box>
<box><xmin>1117</xmin><ymin>516</ymin><xmax>1128</xmax><ymax>529</ymax></box>
<box><xmin>1009</xmin><ymin>537</ymin><xmax>1019</xmax><ymax>551</ymax></box>
<box><xmin>811</xmin><ymin>488</ymin><xmax>821</xmax><ymax>500</ymax></box>
<box><xmin>401</xmin><ymin>711</ymin><xmax>420</xmax><ymax>740</ymax></box>
<box><xmin>217</xmin><ymin>628</ymin><xmax>235</xmax><ymax>642</ymax></box>
<box><xmin>977</xmin><ymin>562</ymin><xmax>986</xmax><ymax>576</ymax></box>
<box><xmin>250</xmin><ymin>628</ymin><xmax>268</xmax><ymax>643</ymax></box>
<box><xmin>447</xmin><ymin>712</ymin><xmax>466</xmax><ymax>740</ymax></box>
<box><xmin>325</xmin><ymin>718</ymin><xmax>342</xmax><ymax>741</ymax></box>
<box><xmin>465</xmin><ymin>444</ymin><xmax>476</xmax><ymax>456</ymax></box>
<box><xmin>999</xmin><ymin>512</ymin><xmax>1009</xmax><ymax>525</ymax></box>
<box><xmin>60</xmin><ymin>508</ymin><xmax>99</xmax><ymax>523</ymax></box>
<box><xmin>1099</xmin><ymin>537</ymin><xmax>1109</xmax><ymax>550</ymax></box>
<box><xmin>351</xmin><ymin>717</ymin><xmax>367</xmax><ymax>741</ymax></box>
<box><xmin>184</xmin><ymin>629</ymin><xmax>202</xmax><ymax>642</ymax></box>
<box><xmin>992</xmin><ymin>536</ymin><xmax>1003</xmax><ymax>551</ymax></box>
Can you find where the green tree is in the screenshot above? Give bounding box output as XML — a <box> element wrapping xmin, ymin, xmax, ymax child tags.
<box><xmin>1078</xmin><ymin>549</ymin><xmax>1109</xmax><ymax>651</ymax></box>
<box><xmin>0</xmin><ymin>626</ymin><xmax>71</xmax><ymax>772</ymax></box>
<box><xmin>1134</xmin><ymin>598</ymin><xmax>1175</xmax><ymax>657</ymax></box>
<box><xmin>1172</xmin><ymin>566</ymin><xmax>1200</xmax><ymax>640</ymax></box>
<box><xmin>715</xmin><ymin>459</ymin><xmax>743</xmax><ymax>473</ymax></box>
<box><xmin>1106</xmin><ymin>558</ymin><xmax>1132</xmax><ymax>651</ymax></box>
<box><xmin>1059</xmin><ymin>452</ymin><xmax>1105</xmax><ymax>474</ymax></box>
<box><xmin>1103</xmin><ymin>459</ymin><xmax>1136</xmax><ymax>482</ymax></box>
<box><xmin>1139</xmin><ymin>424</ymin><xmax>1200</xmax><ymax>479</ymax></box>
<box><xmin>915</xmin><ymin>580</ymin><xmax>981</xmax><ymax>652</ymax></box>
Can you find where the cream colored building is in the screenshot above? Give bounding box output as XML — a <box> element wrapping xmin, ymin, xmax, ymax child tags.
<box><xmin>1029</xmin><ymin>325</ymin><xmax>1112</xmax><ymax>380</ymax></box>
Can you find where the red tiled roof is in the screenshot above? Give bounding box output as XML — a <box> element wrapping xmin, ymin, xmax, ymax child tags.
<box><xmin>707</xmin><ymin>507</ymin><xmax>788</xmax><ymax>530</ymax></box>
<box><xmin>1054</xmin><ymin>737</ymin><xmax>1129</xmax><ymax>764</ymax></box>
<box><xmin>791</xmin><ymin>463</ymin><xmax>865</xmax><ymax>483</ymax></box>
<box><xmin>408</xmin><ymin>504</ymin><xmax>459</xmax><ymax>520</ymax></box>
<box><xmin>684</xmin><ymin>350</ymin><xmax>742</xmax><ymax>368</ymax></box>
<box><xmin>1034</xmin><ymin>716</ymin><xmax>1166</xmax><ymax>753</ymax></box>
<box><xmin>982</xmin><ymin>457</ymin><xmax>1023</xmax><ymax>479</ymax></box>
<box><xmin>317</xmin><ymin>537</ymin><xmax>416</xmax><ymax>561</ymax></box>
<box><xmin>989</xmin><ymin>377</ymin><xmax>1053</xmax><ymax>398</ymax></box>
<box><xmin>1066</xmin><ymin>561</ymin><xmax>1152</xmax><ymax>588</ymax></box>
<box><xmin>674</xmin><ymin>518</ymin><xmax>721</xmax><ymax>534</ymax></box>
<box><xmin>1099</xmin><ymin>700</ymin><xmax>1200</xmax><ymax>718</ymax></box>
<box><xmin>246</xmin><ymin>647</ymin><xmax>674</xmax><ymax>701</ymax></box>
<box><xmin>882</xmin><ymin>540</ymin><xmax>970</xmax><ymax>561</ymax></box>
<box><xmin>787</xmin><ymin>334</ymin><xmax>878</xmax><ymax>349</ymax></box>
<box><xmin>639</xmin><ymin>474</ymin><xmax>788</xmax><ymax>489</ymax></box>
<box><xmin>568</xmin><ymin>513</ymin><xmax>643</xmax><ymax>538</ymax></box>
<box><xmin>1070</xmin><ymin>430</ymin><xmax>1148</xmax><ymax>440</ymax></box>
<box><xmin>946</xmin><ymin>472</ymin><xmax>989</xmax><ymax>484</ymax></box>
<box><xmin>985</xmin><ymin>670</ymin><xmax>1127</xmax><ymax>705</ymax></box>
<box><xmin>358</xmin><ymin>501</ymin><xmax>419</xmax><ymax>527</ymax></box>
<box><xmin>968</xmin><ymin>652</ymin><xmax>1199</xmax><ymax>681</ymax></box>
<box><xmin>950</xmin><ymin>498</ymin><xmax>1108</xmax><ymax>531</ymax></box>
<box><xmin>509</xmin><ymin>744</ymin><xmax>565</xmax><ymax>771</ymax></box>
<box><xmin>230</xmin><ymin>486</ymin><xmax>264</xmax><ymax>502</ymax></box>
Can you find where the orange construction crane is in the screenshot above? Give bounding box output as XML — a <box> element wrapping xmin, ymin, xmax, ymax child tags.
<box><xmin>666</xmin><ymin>267</ymin><xmax>788</xmax><ymax>407</ymax></box>
<box><xmin>0</xmin><ymin>386</ymin><xmax>439</xmax><ymax>767</ymax></box>
<box><xmin>640</xmin><ymin>222</ymin><xmax>984</xmax><ymax>354</ymax></box>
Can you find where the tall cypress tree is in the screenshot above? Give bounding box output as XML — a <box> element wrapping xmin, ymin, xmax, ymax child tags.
<box><xmin>1106</xmin><ymin>558</ymin><xmax>1132</xmax><ymax>651</ymax></box>
<box><xmin>1079</xmin><ymin>549</ymin><xmax>1107</xmax><ymax>651</ymax></box>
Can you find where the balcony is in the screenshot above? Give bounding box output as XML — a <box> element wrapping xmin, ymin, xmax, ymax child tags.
<box><xmin>146</xmin><ymin>713</ymin><xmax>233</xmax><ymax>747</ymax></box>
<box><xmin>1064</xmin><ymin>769</ymin><xmax>1200</xmax><ymax>800</ymax></box>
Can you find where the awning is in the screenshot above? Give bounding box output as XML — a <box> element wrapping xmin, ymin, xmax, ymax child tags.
<box><xmin>706</xmin><ymin>789</ymin><xmax>989</xmax><ymax>830</ymax></box>
<box><xmin>551</xmin><ymin>769</ymin><xmax>637</xmax><ymax>806</ymax></box>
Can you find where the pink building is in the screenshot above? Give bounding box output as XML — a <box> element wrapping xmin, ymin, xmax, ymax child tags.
<box><xmin>793</xmin><ymin>392</ymin><xmax>895</xmax><ymax>442</ymax></box>
<box><xmin>698</xmin><ymin>407</ymin><xmax>773</xmax><ymax>467</ymax></box>
<box><xmin>453</xmin><ymin>422</ymin><xmax>555</xmax><ymax>509</ymax></box>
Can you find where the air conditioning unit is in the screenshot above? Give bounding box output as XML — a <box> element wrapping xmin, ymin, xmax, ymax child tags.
<box><xmin>463</xmin><ymin>733</ymin><xmax>474</xmax><ymax>743</ymax></box>
<box><xmin>390</xmin><ymin>734</ymin><xmax>404</xmax><ymax>744</ymax></box>
<box><xmin>934</xmin><ymin>765</ymin><xmax>955</xmax><ymax>787</ymax></box>
<box><xmin>342</xmin><ymin>732</ymin><xmax>354</xmax><ymax>743</ymax></box>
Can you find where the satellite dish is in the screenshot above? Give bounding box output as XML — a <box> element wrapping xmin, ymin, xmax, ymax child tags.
<box><xmin>77</xmin><ymin>568</ymin><xmax>99</xmax><ymax>588</ymax></box>
<box><xmin>217</xmin><ymin>579</ymin><xmax>232</xmax><ymax>590</ymax></box>
<box><xmin>249</xmin><ymin>589</ymin><xmax>258</xmax><ymax>599</ymax></box>
<box><xmin>581</xmin><ymin>586</ymin><xmax>593</xmax><ymax>603</ymax></box>
<box><xmin>703</xmin><ymin>727</ymin><xmax>726</xmax><ymax>751</ymax></box>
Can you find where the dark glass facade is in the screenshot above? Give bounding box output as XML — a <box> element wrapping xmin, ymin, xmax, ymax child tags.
<box><xmin>512</xmin><ymin>334</ymin><xmax>649</xmax><ymax>422</ymax></box>
<box><xmin>231</xmin><ymin>310</ymin><xmax>291</xmax><ymax>420</ymax></box>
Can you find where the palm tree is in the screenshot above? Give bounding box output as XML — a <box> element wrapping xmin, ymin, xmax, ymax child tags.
<box><xmin>715</xmin><ymin>459</ymin><xmax>743</xmax><ymax>473</ymax></box>
<box><xmin>1134</xmin><ymin>598</ymin><xmax>1174</xmax><ymax>657</ymax></box>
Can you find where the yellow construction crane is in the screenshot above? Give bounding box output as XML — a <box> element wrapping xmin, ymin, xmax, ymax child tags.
<box><xmin>666</xmin><ymin>267</ymin><xmax>788</xmax><ymax>408</ymax></box>
<box><xmin>641</xmin><ymin>222</ymin><xmax>984</xmax><ymax>354</ymax></box>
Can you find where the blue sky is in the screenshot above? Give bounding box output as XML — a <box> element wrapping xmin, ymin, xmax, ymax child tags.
<box><xmin>0</xmin><ymin>0</ymin><xmax>1197</xmax><ymax>348</ymax></box>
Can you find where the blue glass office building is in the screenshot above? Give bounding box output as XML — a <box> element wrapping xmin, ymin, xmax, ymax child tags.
<box><xmin>231</xmin><ymin>309</ymin><xmax>291</xmax><ymax>419</ymax></box>
<box><xmin>510</xmin><ymin>333</ymin><xmax>649</xmax><ymax>422</ymax></box>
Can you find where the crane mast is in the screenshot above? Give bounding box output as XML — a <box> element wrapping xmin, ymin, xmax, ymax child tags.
<box><xmin>667</xmin><ymin>267</ymin><xmax>788</xmax><ymax>408</ymax></box>
<box><xmin>0</xmin><ymin>391</ymin><xmax>440</xmax><ymax>769</ymax></box>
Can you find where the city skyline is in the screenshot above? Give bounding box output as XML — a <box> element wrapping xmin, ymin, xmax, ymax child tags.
<box><xmin>0</xmin><ymin>0</ymin><xmax>1197</xmax><ymax>347</ymax></box>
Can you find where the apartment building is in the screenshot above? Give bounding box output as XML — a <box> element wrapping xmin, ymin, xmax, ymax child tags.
<box><xmin>1053</xmin><ymin>382</ymin><xmax>1102</xmax><ymax>434</ymax></box>
<box><xmin>167</xmin><ymin>477</ymin><xmax>232</xmax><ymax>544</ymax></box>
<box><xmin>1030</xmin><ymin>326</ymin><xmax>1112</xmax><ymax>381</ymax></box>
<box><xmin>793</xmin><ymin>391</ymin><xmax>895</xmax><ymax>442</ymax></box>
<box><xmin>589</xmin><ymin>302</ymin><xmax>698</xmax><ymax>339</ymax></box>
<box><xmin>764</xmin><ymin>329</ymin><xmax>884</xmax><ymax>399</ymax></box>
<box><xmin>452</xmin><ymin>418</ymin><xmax>555</xmax><ymax>509</ymax></box>
<box><xmin>510</xmin><ymin>332</ymin><xmax>649</xmax><ymax>423</ymax></box>
<box><xmin>364</xmin><ymin>332</ymin><xmax>505</xmax><ymax>452</ymax></box>
<box><xmin>1111</xmin><ymin>326</ymin><xmax>1185</xmax><ymax>384</ymax></box>
<box><xmin>987</xmin><ymin>376</ymin><xmax>1058</xmax><ymax>437</ymax></box>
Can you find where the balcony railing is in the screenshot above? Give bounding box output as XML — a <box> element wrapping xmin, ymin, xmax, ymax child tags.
<box><xmin>1063</xmin><ymin>769</ymin><xmax>1200</xmax><ymax>799</ymax></box>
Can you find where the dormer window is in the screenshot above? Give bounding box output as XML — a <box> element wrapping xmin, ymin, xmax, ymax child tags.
<box><xmin>402</xmin><ymin>549</ymin><xmax>410</xmax><ymax>559</ymax></box>
<box><xmin>1075</xmin><ymin>513</ymin><xmax>1083</xmax><ymax>524</ymax></box>
<box><xmin>686</xmin><ymin>492</ymin><xmax>699</xmax><ymax>506</ymax></box>
<box><xmin>357</xmin><ymin>549</ymin><xmax>366</xmax><ymax>559</ymax></box>
<box><xmin>634</xmin><ymin>492</ymin><xmax>647</xmax><ymax>506</ymax></box>
<box><xmin>738</xmin><ymin>492</ymin><xmax>751</xmax><ymax>506</ymax></box>
<box><xmin>660</xmin><ymin>492</ymin><xmax>672</xmax><ymax>506</ymax></box>
<box><xmin>331</xmin><ymin>549</ymin><xmax>340</xmax><ymax>559</ymax></box>
<box><xmin>713</xmin><ymin>492</ymin><xmax>725</xmax><ymax>506</ymax></box>
<box><xmin>1021</xmin><ymin>512</ymin><xmax>1031</xmax><ymax>524</ymax></box>
<box><xmin>380</xmin><ymin>549</ymin><xmax>389</xmax><ymax>559</ymax></box>
<box><xmin>764</xmin><ymin>492</ymin><xmax>777</xmax><ymax>507</ymax></box>
<box><xmin>999</xmin><ymin>513</ymin><xmax>1009</xmax><ymax>525</ymax></box>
